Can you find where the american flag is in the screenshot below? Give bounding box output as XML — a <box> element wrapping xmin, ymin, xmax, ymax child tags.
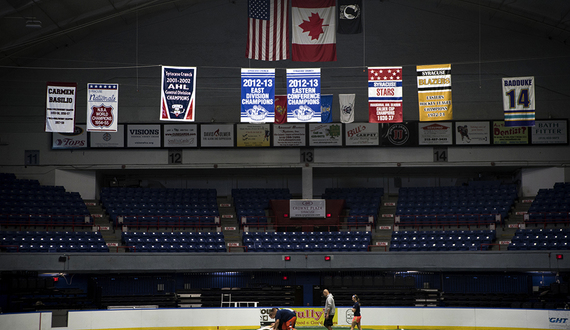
<box><xmin>246</xmin><ymin>0</ymin><xmax>289</xmax><ymax>61</ymax></box>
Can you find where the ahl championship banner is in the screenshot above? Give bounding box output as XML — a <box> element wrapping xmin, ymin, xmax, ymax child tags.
<box><xmin>287</xmin><ymin>68</ymin><xmax>321</xmax><ymax>122</ymax></box>
<box><xmin>87</xmin><ymin>83</ymin><xmax>118</xmax><ymax>132</ymax></box>
<box><xmin>502</xmin><ymin>76</ymin><xmax>535</xmax><ymax>127</ymax></box>
<box><xmin>160</xmin><ymin>66</ymin><xmax>196</xmax><ymax>121</ymax></box>
<box><xmin>45</xmin><ymin>82</ymin><xmax>77</xmax><ymax>133</ymax></box>
<box><xmin>416</xmin><ymin>64</ymin><xmax>452</xmax><ymax>121</ymax></box>
<box><xmin>241</xmin><ymin>68</ymin><xmax>275</xmax><ymax>123</ymax></box>
<box><xmin>368</xmin><ymin>67</ymin><xmax>403</xmax><ymax>123</ymax></box>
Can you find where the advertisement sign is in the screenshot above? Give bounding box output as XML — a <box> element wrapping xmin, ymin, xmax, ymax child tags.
<box><xmin>52</xmin><ymin>125</ymin><xmax>88</xmax><ymax>149</ymax></box>
<box><xmin>454</xmin><ymin>121</ymin><xmax>490</xmax><ymax>145</ymax></box>
<box><xmin>45</xmin><ymin>82</ymin><xmax>77</xmax><ymax>133</ymax></box>
<box><xmin>90</xmin><ymin>125</ymin><xmax>125</xmax><ymax>148</ymax></box>
<box><xmin>418</xmin><ymin>122</ymin><xmax>453</xmax><ymax>145</ymax></box>
<box><xmin>416</xmin><ymin>64</ymin><xmax>452</xmax><ymax>121</ymax></box>
<box><xmin>309</xmin><ymin>123</ymin><xmax>342</xmax><ymax>146</ymax></box>
<box><xmin>368</xmin><ymin>66</ymin><xmax>403</xmax><ymax>123</ymax></box>
<box><xmin>532</xmin><ymin>120</ymin><xmax>567</xmax><ymax>144</ymax></box>
<box><xmin>164</xmin><ymin>124</ymin><xmax>198</xmax><ymax>147</ymax></box>
<box><xmin>160</xmin><ymin>66</ymin><xmax>196</xmax><ymax>121</ymax></box>
<box><xmin>273</xmin><ymin>124</ymin><xmax>306</xmax><ymax>147</ymax></box>
<box><xmin>287</xmin><ymin>68</ymin><xmax>321</xmax><ymax>122</ymax></box>
<box><xmin>290</xmin><ymin>199</ymin><xmax>326</xmax><ymax>218</ymax></box>
<box><xmin>241</xmin><ymin>68</ymin><xmax>275</xmax><ymax>123</ymax></box>
<box><xmin>236</xmin><ymin>124</ymin><xmax>271</xmax><ymax>147</ymax></box>
<box><xmin>380</xmin><ymin>122</ymin><xmax>417</xmax><ymax>147</ymax></box>
<box><xmin>200</xmin><ymin>124</ymin><xmax>234</xmax><ymax>147</ymax></box>
<box><xmin>345</xmin><ymin>123</ymin><xmax>379</xmax><ymax>146</ymax></box>
<box><xmin>492</xmin><ymin>121</ymin><xmax>529</xmax><ymax>145</ymax></box>
<box><xmin>127</xmin><ymin>124</ymin><xmax>161</xmax><ymax>148</ymax></box>
<box><xmin>87</xmin><ymin>83</ymin><xmax>118</xmax><ymax>132</ymax></box>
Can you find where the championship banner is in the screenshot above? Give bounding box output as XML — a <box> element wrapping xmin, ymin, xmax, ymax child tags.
<box><xmin>160</xmin><ymin>66</ymin><xmax>196</xmax><ymax>121</ymax></box>
<box><xmin>241</xmin><ymin>68</ymin><xmax>275</xmax><ymax>123</ymax></box>
<box><xmin>339</xmin><ymin>93</ymin><xmax>355</xmax><ymax>123</ymax></box>
<box><xmin>502</xmin><ymin>76</ymin><xmax>535</xmax><ymax>127</ymax></box>
<box><xmin>416</xmin><ymin>64</ymin><xmax>452</xmax><ymax>121</ymax></box>
<box><xmin>368</xmin><ymin>67</ymin><xmax>403</xmax><ymax>123</ymax></box>
<box><xmin>275</xmin><ymin>95</ymin><xmax>287</xmax><ymax>124</ymax></box>
<box><xmin>287</xmin><ymin>68</ymin><xmax>321</xmax><ymax>122</ymax></box>
<box><xmin>45</xmin><ymin>82</ymin><xmax>77</xmax><ymax>133</ymax></box>
<box><xmin>87</xmin><ymin>83</ymin><xmax>118</xmax><ymax>132</ymax></box>
<box><xmin>321</xmin><ymin>94</ymin><xmax>333</xmax><ymax>123</ymax></box>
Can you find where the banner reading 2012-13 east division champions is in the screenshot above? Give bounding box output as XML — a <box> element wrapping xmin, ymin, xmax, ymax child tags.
<box><xmin>160</xmin><ymin>66</ymin><xmax>196</xmax><ymax>121</ymax></box>
<box><xmin>241</xmin><ymin>68</ymin><xmax>275</xmax><ymax>123</ymax></box>
<box><xmin>287</xmin><ymin>68</ymin><xmax>321</xmax><ymax>122</ymax></box>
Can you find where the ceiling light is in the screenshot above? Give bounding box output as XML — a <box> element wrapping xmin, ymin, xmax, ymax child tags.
<box><xmin>26</xmin><ymin>19</ymin><xmax>42</xmax><ymax>28</ymax></box>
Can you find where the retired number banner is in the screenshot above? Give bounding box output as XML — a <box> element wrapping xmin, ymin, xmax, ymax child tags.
<box><xmin>160</xmin><ymin>66</ymin><xmax>196</xmax><ymax>121</ymax></box>
<box><xmin>241</xmin><ymin>68</ymin><xmax>275</xmax><ymax>123</ymax></box>
<box><xmin>368</xmin><ymin>67</ymin><xmax>403</xmax><ymax>123</ymax></box>
<box><xmin>502</xmin><ymin>76</ymin><xmax>535</xmax><ymax>127</ymax></box>
<box><xmin>287</xmin><ymin>68</ymin><xmax>321</xmax><ymax>122</ymax></box>
<box><xmin>416</xmin><ymin>64</ymin><xmax>452</xmax><ymax>121</ymax></box>
<box><xmin>87</xmin><ymin>83</ymin><xmax>118</xmax><ymax>132</ymax></box>
<box><xmin>45</xmin><ymin>82</ymin><xmax>77</xmax><ymax>133</ymax></box>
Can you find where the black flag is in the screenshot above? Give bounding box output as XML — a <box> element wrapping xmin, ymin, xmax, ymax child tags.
<box><xmin>338</xmin><ymin>0</ymin><xmax>362</xmax><ymax>34</ymax></box>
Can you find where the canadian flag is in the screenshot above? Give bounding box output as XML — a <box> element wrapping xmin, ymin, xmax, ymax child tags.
<box><xmin>291</xmin><ymin>0</ymin><xmax>336</xmax><ymax>62</ymax></box>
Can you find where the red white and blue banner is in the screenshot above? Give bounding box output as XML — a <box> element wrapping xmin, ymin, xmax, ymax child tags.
<box><xmin>287</xmin><ymin>68</ymin><xmax>321</xmax><ymax>122</ymax></box>
<box><xmin>241</xmin><ymin>68</ymin><xmax>275</xmax><ymax>123</ymax></box>
<box><xmin>87</xmin><ymin>83</ymin><xmax>118</xmax><ymax>132</ymax></box>
<box><xmin>368</xmin><ymin>67</ymin><xmax>403</xmax><ymax>123</ymax></box>
<box><xmin>160</xmin><ymin>66</ymin><xmax>196</xmax><ymax>121</ymax></box>
<box><xmin>291</xmin><ymin>0</ymin><xmax>336</xmax><ymax>62</ymax></box>
<box><xmin>246</xmin><ymin>0</ymin><xmax>289</xmax><ymax>61</ymax></box>
<box><xmin>45</xmin><ymin>82</ymin><xmax>77</xmax><ymax>133</ymax></box>
<box><xmin>502</xmin><ymin>76</ymin><xmax>535</xmax><ymax>127</ymax></box>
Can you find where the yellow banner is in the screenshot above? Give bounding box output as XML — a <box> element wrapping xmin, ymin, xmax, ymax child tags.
<box><xmin>417</xmin><ymin>64</ymin><xmax>453</xmax><ymax>121</ymax></box>
<box><xmin>291</xmin><ymin>307</ymin><xmax>338</xmax><ymax>327</ymax></box>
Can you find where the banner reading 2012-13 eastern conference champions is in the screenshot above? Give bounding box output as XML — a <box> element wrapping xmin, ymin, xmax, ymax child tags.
<box><xmin>287</xmin><ymin>68</ymin><xmax>321</xmax><ymax>122</ymax></box>
<box><xmin>241</xmin><ymin>68</ymin><xmax>275</xmax><ymax>123</ymax></box>
<box><xmin>416</xmin><ymin>64</ymin><xmax>452</xmax><ymax>121</ymax></box>
<box><xmin>160</xmin><ymin>66</ymin><xmax>196</xmax><ymax>121</ymax></box>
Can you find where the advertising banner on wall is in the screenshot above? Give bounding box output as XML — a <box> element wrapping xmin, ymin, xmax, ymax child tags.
<box><xmin>455</xmin><ymin>121</ymin><xmax>490</xmax><ymax>145</ymax></box>
<box><xmin>368</xmin><ymin>66</ymin><xmax>403</xmax><ymax>123</ymax></box>
<box><xmin>309</xmin><ymin>123</ymin><xmax>342</xmax><ymax>146</ymax></box>
<box><xmin>236</xmin><ymin>124</ymin><xmax>271</xmax><ymax>147</ymax></box>
<box><xmin>87</xmin><ymin>83</ymin><xmax>118</xmax><ymax>132</ymax></box>
<box><xmin>160</xmin><ymin>66</ymin><xmax>196</xmax><ymax>121</ymax></box>
<box><xmin>345</xmin><ymin>123</ymin><xmax>379</xmax><ymax>146</ymax></box>
<box><xmin>241</xmin><ymin>68</ymin><xmax>275</xmax><ymax>123</ymax></box>
<box><xmin>90</xmin><ymin>125</ymin><xmax>124</xmax><ymax>148</ymax></box>
<box><xmin>52</xmin><ymin>125</ymin><xmax>87</xmax><ymax>149</ymax></box>
<box><xmin>492</xmin><ymin>121</ymin><xmax>529</xmax><ymax>144</ymax></box>
<box><xmin>273</xmin><ymin>124</ymin><xmax>306</xmax><ymax>147</ymax></box>
<box><xmin>380</xmin><ymin>122</ymin><xmax>417</xmax><ymax>147</ymax></box>
<box><xmin>287</xmin><ymin>68</ymin><xmax>321</xmax><ymax>122</ymax></box>
<box><xmin>164</xmin><ymin>124</ymin><xmax>198</xmax><ymax>148</ymax></box>
<box><xmin>532</xmin><ymin>120</ymin><xmax>567</xmax><ymax>144</ymax></box>
<box><xmin>502</xmin><ymin>76</ymin><xmax>535</xmax><ymax>127</ymax></box>
<box><xmin>418</xmin><ymin>122</ymin><xmax>453</xmax><ymax>145</ymax></box>
<box><xmin>416</xmin><ymin>64</ymin><xmax>452</xmax><ymax>121</ymax></box>
<box><xmin>200</xmin><ymin>124</ymin><xmax>234</xmax><ymax>147</ymax></box>
<box><xmin>45</xmin><ymin>82</ymin><xmax>77</xmax><ymax>133</ymax></box>
<box><xmin>127</xmin><ymin>124</ymin><xmax>161</xmax><ymax>148</ymax></box>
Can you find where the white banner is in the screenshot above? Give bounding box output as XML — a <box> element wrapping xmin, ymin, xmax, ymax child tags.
<box><xmin>339</xmin><ymin>93</ymin><xmax>355</xmax><ymax>123</ymax></box>
<box><xmin>45</xmin><ymin>82</ymin><xmax>77</xmax><ymax>133</ymax></box>
<box><xmin>87</xmin><ymin>83</ymin><xmax>118</xmax><ymax>132</ymax></box>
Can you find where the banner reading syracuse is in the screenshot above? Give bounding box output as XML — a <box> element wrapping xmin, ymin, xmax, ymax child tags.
<box><xmin>241</xmin><ymin>68</ymin><xmax>275</xmax><ymax>123</ymax></box>
<box><xmin>416</xmin><ymin>64</ymin><xmax>452</xmax><ymax>121</ymax></box>
<box><xmin>291</xmin><ymin>307</ymin><xmax>338</xmax><ymax>327</ymax></box>
<box><xmin>87</xmin><ymin>83</ymin><xmax>118</xmax><ymax>132</ymax></box>
<box><xmin>287</xmin><ymin>68</ymin><xmax>321</xmax><ymax>122</ymax></box>
<box><xmin>45</xmin><ymin>82</ymin><xmax>77</xmax><ymax>133</ymax></box>
<box><xmin>368</xmin><ymin>66</ymin><xmax>403</xmax><ymax>123</ymax></box>
<box><xmin>160</xmin><ymin>66</ymin><xmax>196</xmax><ymax>121</ymax></box>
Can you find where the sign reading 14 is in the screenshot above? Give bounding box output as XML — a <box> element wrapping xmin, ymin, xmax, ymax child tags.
<box><xmin>243</xmin><ymin>79</ymin><xmax>273</xmax><ymax>87</ymax></box>
<box><xmin>288</xmin><ymin>79</ymin><xmax>319</xmax><ymax>88</ymax></box>
<box><xmin>505</xmin><ymin>88</ymin><xmax>531</xmax><ymax>108</ymax></box>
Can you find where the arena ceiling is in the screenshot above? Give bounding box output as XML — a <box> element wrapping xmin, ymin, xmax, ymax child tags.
<box><xmin>0</xmin><ymin>0</ymin><xmax>569</xmax><ymax>68</ymax></box>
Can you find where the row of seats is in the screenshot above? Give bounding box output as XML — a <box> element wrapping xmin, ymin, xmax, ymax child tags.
<box><xmin>233</xmin><ymin>189</ymin><xmax>291</xmax><ymax>226</ymax></box>
<box><xmin>527</xmin><ymin>183</ymin><xmax>570</xmax><ymax>224</ymax></box>
<box><xmin>119</xmin><ymin>215</ymin><xmax>218</xmax><ymax>228</ymax></box>
<box><xmin>101</xmin><ymin>187</ymin><xmax>217</xmax><ymax>197</ymax></box>
<box><xmin>243</xmin><ymin>231</ymin><xmax>371</xmax><ymax>252</ymax></box>
<box><xmin>127</xmin><ymin>243</ymin><xmax>226</xmax><ymax>253</ymax></box>
<box><xmin>122</xmin><ymin>231</ymin><xmax>224</xmax><ymax>245</ymax></box>
<box><xmin>391</xmin><ymin>230</ymin><xmax>495</xmax><ymax>251</ymax></box>
<box><xmin>508</xmin><ymin>228</ymin><xmax>570</xmax><ymax>250</ymax></box>
<box><xmin>1</xmin><ymin>231</ymin><xmax>108</xmax><ymax>252</ymax></box>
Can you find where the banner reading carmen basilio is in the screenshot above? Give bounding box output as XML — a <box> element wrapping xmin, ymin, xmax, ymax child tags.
<box><xmin>160</xmin><ymin>66</ymin><xmax>196</xmax><ymax>121</ymax></box>
<box><xmin>416</xmin><ymin>64</ymin><xmax>452</xmax><ymax>121</ymax></box>
<box><xmin>87</xmin><ymin>83</ymin><xmax>118</xmax><ymax>132</ymax></box>
<box><xmin>45</xmin><ymin>82</ymin><xmax>77</xmax><ymax>133</ymax></box>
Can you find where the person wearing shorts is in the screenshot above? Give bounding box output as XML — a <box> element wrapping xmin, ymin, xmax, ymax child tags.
<box><xmin>323</xmin><ymin>289</ymin><xmax>335</xmax><ymax>330</ymax></box>
<box><xmin>269</xmin><ymin>307</ymin><xmax>297</xmax><ymax>330</ymax></box>
<box><xmin>351</xmin><ymin>294</ymin><xmax>361</xmax><ymax>330</ymax></box>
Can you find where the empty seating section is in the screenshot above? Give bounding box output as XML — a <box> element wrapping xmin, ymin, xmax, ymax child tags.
<box><xmin>526</xmin><ymin>182</ymin><xmax>570</xmax><ymax>225</ymax></box>
<box><xmin>0</xmin><ymin>174</ymin><xmax>91</xmax><ymax>228</ymax></box>
<box><xmin>121</xmin><ymin>231</ymin><xmax>226</xmax><ymax>252</ymax></box>
<box><xmin>0</xmin><ymin>230</ymin><xmax>108</xmax><ymax>252</ymax></box>
<box><xmin>396</xmin><ymin>184</ymin><xmax>517</xmax><ymax>228</ymax></box>
<box><xmin>390</xmin><ymin>230</ymin><xmax>496</xmax><ymax>251</ymax></box>
<box><xmin>243</xmin><ymin>231</ymin><xmax>371</xmax><ymax>252</ymax></box>
<box><xmin>322</xmin><ymin>188</ymin><xmax>383</xmax><ymax>226</ymax></box>
<box><xmin>508</xmin><ymin>228</ymin><xmax>570</xmax><ymax>250</ymax></box>
<box><xmin>232</xmin><ymin>188</ymin><xmax>291</xmax><ymax>227</ymax></box>
<box><xmin>101</xmin><ymin>187</ymin><xmax>219</xmax><ymax>229</ymax></box>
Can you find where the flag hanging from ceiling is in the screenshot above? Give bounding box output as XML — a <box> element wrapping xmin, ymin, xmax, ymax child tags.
<box><xmin>241</xmin><ymin>68</ymin><xmax>275</xmax><ymax>123</ymax></box>
<box><xmin>87</xmin><ymin>83</ymin><xmax>118</xmax><ymax>132</ymax></box>
<box><xmin>275</xmin><ymin>95</ymin><xmax>287</xmax><ymax>124</ymax></box>
<box><xmin>321</xmin><ymin>94</ymin><xmax>333</xmax><ymax>123</ymax></box>
<box><xmin>502</xmin><ymin>76</ymin><xmax>535</xmax><ymax>127</ymax></box>
<box><xmin>292</xmin><ymin>0</ymin><xmax>337</xmax><ymax>62</ymax></box>
<box><xmin>160</xmin><ymin>66</ymin><xmax>196</xmax><ymax>121</ymax></box>
<box><xmin>45</xmin><ymin>82</ymin><xmax>77</xmax><ymax>133</ymax></box>
<box><xmin>368</xmin><ymin>67</ymin><xmax>403</xmax><ymax>123</ymax></box>
<box><xmin>338</xmin><ymin>0</ymin><xmax>362</xmax><ymax>34</ymax></box>
<box><xmin>416</xmin><ymin>64</ymin><xmax>452</xmax><ymax>121</ymax></box>
<box><xmin>340</xmin><ymin>93</ymin><xmax>355</xmax><ymax>123</ymax></box>
<box><xmin>287</xmin><ymin>68</ymin><xmax>321</xmax><ymax>122</ymax></box>
<box><xmin>246</xmin><ymin>0</ymin><xmax>290</xmax><ymax>61</ymax></box>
